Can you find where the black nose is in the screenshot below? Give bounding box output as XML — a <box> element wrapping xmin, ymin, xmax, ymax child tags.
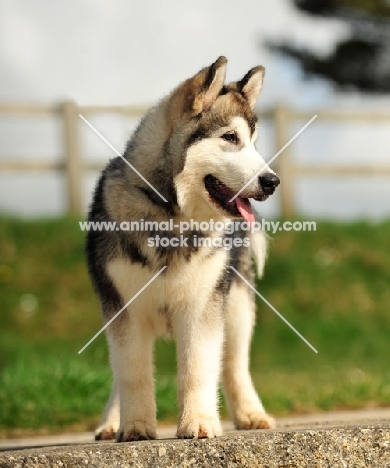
<box><xmin>259</xmin><ymin>173</ymin><xmax>280</xmax><ymax>194</ymax></box>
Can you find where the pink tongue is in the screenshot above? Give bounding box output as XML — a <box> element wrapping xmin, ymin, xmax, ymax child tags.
<box><xmin>235</xmin><ymin>197</ymin><xmax>255</xmax><ymax>225</ymax></box>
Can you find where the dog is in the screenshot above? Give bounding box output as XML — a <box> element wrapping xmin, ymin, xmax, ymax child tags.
<box><xmin>86</xmin><ymin>56</ymin><xmax>280</xmax><ymax>442</ymax></box>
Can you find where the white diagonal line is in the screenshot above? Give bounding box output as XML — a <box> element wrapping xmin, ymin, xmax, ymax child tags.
<box><xmin>79</xmin><ymin>114</ymin><xmax>168</xmax><ymax>203</ymax></box>
<box><xmin>78</xmin><ymin>266</ymin><xmax>167</xmax><ymax>354</ymax></box>
<box><xmin>230</xmin><ymin>115</ymin><xmax>317</xmax><ymax>202</ymax></box>
<box><xmin>230</xmin><ymin>266</ymin><xmax>318</xmax><ymax>353</ymax></box>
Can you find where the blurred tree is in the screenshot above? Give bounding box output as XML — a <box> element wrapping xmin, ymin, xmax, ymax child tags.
<box><xmin>268</xmin><ymin>0</ymin><xmax>390</xmax><ymax>91</ymax></box>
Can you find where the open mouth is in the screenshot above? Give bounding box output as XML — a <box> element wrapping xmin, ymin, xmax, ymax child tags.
<box><xmin>204</xmin><ymin>174</ymin><xmax>264</xmax><ymax>224</ymax></box>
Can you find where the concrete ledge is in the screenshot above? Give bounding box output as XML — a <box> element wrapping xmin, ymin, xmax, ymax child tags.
<box><xmin>1</xmin><ymin>423</ymin><xmax>389</xmax><ymax>468</ymax></box>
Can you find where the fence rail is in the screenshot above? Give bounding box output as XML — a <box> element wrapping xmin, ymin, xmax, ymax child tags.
<box><xmin>1</xmin><ymin>101</ymin><xmax>390</xmax><ymax>217</ymax></box>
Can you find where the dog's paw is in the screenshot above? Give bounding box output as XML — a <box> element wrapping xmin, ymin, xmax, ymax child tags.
<box><xmin>177</xmin><ymin>417</ymin><xmax>223</xmax><ymax>439</ymax></box>
<box><xmin>235</xmin><ymin>410</ymin><xmax>276</xmax><ymax>430</ymax></box>
<box><xmin>116</xmin><ymin>421</ymin><xmax>157</xmax><ymax>442</ymax></box>
<box><xmin>95</xmin><ymin>424</ymin><xmax>117</xmax><ymax>441</ymax></box>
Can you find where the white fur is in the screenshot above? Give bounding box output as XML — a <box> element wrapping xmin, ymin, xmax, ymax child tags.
<box><xmin>175</xmin><ymin>117</ymin><xmax>275</xmax><ymax>221</ymax></box>
<box><xmin>223</xmin><ymin>281</ymin><xmax>275</xmax><ymax>429</ymax></box>
<box><xmin>96</xmin><ymin>112</ymin><xmax>276</xmax><ymax>440</ymax></box>
<box><xmin>105</xmin><ymin>247</ymin><xmax>229</xmax><ymax>439</ymax></box>
<box><xmin>95</xmin><ymin>379</ymin><xmax>120</xmax><ymax>439</ymax></box>
<box><xmin>100</xmin><ymin>228</ymin><xmax>275</xmax><ymax>439</ymax></box>
<box><xmin>251</xmin><ymin>229</ymin><xmax>268</xmax><ymax>278</ymax></box>
<box><xmin>95</xmin><ymin>62</ymin><xmax>278</xmax><ymax>439</ymax></box>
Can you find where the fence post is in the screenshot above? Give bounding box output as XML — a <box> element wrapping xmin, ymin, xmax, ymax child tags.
<box><xmin>274</xmin><ymin>104</ymin><xmax>294</xmax><ymax>217</ymax></box>
<box><xmin>63</xmin><ymin>100</ymin><xmax>82</xmax><ymax>215</ymax></box>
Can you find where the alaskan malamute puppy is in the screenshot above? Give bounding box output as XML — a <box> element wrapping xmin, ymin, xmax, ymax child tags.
<box><xmin>87</xmin><ymin>56</ymin><xmax>280</xmax><ymax>441</ymax></box>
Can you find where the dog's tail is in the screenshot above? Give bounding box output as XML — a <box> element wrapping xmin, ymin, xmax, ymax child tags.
<box><xmin>250</xmin><ymin>231</ymin><xmax>268</xmax><ymax>278</ymax></box>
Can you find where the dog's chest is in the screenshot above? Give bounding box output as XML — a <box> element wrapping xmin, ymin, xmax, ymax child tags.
<box><xmin>107</xmin><ymin>247</ymin><xmax>228</xmax><ymax>336</ymax></box>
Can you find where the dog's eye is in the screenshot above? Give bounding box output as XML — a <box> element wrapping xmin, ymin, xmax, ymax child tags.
<box><xmin>221</xmin><ymin>132</ymin><xmax>238</xmax><ymax>144</ymax></box>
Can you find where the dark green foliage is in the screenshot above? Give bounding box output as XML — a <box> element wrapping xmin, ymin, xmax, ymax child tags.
<box><xmin>268</xmin><ymin>0</ymin><xmax>390</xmax><ymax>92</ymax></box>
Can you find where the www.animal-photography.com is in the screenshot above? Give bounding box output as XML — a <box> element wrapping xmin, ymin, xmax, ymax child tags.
<box><xmin>1</xmin><ymin>1</ymin><xmax>389</xmax><ymax>467</ymax></box>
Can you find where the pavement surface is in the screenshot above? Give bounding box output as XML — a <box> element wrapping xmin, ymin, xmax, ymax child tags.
<box><xmin>0</xmin><ymin>408</ymin><xmax>389</xmax><ymax>467</ymax></box>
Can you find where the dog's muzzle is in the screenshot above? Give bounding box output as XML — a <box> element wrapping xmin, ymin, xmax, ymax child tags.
<box><xmin>259</xmin><ymin>173</ymin><xmax>280</xmax><ymax>195</ymax></box>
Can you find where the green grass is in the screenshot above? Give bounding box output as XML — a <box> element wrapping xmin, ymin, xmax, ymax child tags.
<box><xmin>0</xmin><ymin>217</ymin><xmax>390</xmax><ymax>436</ymax></box>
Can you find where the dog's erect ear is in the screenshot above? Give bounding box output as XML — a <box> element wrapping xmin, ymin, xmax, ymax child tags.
<box><xmin>192</xmin><ymin>56</ymin><xmax>227</xmax><ymax>115</ymax></box>
<box><xmin>237</xmin><ymin>66</ymin><xmax>265</xmax><ymax>110</ymax></box>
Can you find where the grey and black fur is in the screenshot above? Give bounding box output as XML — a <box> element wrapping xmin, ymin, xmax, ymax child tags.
<box><xmin>86</xmin><ymin>56</ymin><xmax>280</xmax><ymax>441</ymax></box>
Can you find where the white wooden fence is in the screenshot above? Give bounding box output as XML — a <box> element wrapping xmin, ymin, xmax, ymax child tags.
<box><xmin>1</xmin><ymin>101</ymin><xmax>390</xmax><ymax>216</ymax></box>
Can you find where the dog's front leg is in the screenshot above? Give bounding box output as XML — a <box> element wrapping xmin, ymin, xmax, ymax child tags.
<box><xmin>107</xmin><ymin>318</ymin><xmax>157</xmax><ymax>442</ymax></box>
<box><xmin>174</xmin><ymin>305</ymin><xmax>224</xmax><ymax>439</ymax></box>
<box><xmin>223</xmin><ymin>281</ymin><xmax>275</xmax><ymax>430</ymax></box>
<box><xmin>95</xmin><ymin>378</ymin><xmax>120</xmax><ymax>440</ymax></box>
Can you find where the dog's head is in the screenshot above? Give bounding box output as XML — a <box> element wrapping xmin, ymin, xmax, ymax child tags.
<box><xmin>169</xmin><ymin>56</ymin><xmax>280</xmax><ymax>222</ymax></box>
